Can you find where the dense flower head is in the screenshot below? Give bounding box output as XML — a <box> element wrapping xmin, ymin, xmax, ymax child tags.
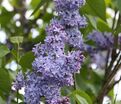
<box><xmin>103</xmin><ymin>32</ymin><xmax>114</xmax><ymax>47</ymax></box>
<box><xmin>48</xmin><ymin>97</ymin><xmax>70</xmax><ymax>104</ymax></box>
<box><xmin>14</xmin><ymin>0</ymin><xmax>86</xmax><ymax>103</ymax></box>
<box><xmin>85</xmin><ymin>30</ymin><xmax>121</xmax><ymax>69</ymax></box>
<box><xmin>66</xmin><ymin>28</ymin><xmax>84</xmax><ymax>50</ymax></box>
<box><xmin>24</xmin><ymin>72</ymin><xmax>70</xmax><ymax>104</ymax></box>
<box><xmin>24</xmin><ymin>72</ymin><xmax>58</xmax><ymax>104</ymax></box>
<box><xmin>54</xmin><ymin>0</ymin><xmax>85</xmax><ymax>12</ymax></box>
<box><xmin>32</xmin><ymin>43</ymin><xmax>44</xmax><ymax>57</ymax></box>
<box><xmin>62</xmin><ymin>51</ymin><xmax>84</xmax><ymax>73</ymax></box>
<box><xmin>33</xmin><ymin>51</ymin><xmax>84</xmax><ymax>76</ymax></box>
<box><xmin>33</xmin><ymin>42</ymin><xmax>64</xmax><ymax>57</ymax></box>
<box><xmin>33</xmin><ymin>19</ymin><xmax>67</xmax><ymax>57</ymax></box>
<box><xmin>32</xmin><ymin>50</ymin><xmax>84</xmax><ymax>86</ymax></box>
<box><xmin>88</xmin><ymin>31</ymin><xmax>114</xmax><ymax>49</ymax></box>
<box><xmin>90</xmin><ymin>52</ymin><xmax>107</xmax><ymax>69</ymax></box>
<box><xmin>46</xmin><ymin>19</ymin><xmax>66</xmax><ymax>37</ymax></box>
<box><xmin>84</xmin><ymin>45</ymin><xmax>96</xmax><ymax>53</ymax></box>
<box><xmin>54</xmin><ymin>0</ymin><xmax>87</xmax><ymax>29</ymax></box>
<box><xmin>60</xmin><ymin>11</ymin><xmax>87</xmax><ymax>28</ymax></box>
<box><xmin>13</xmin><ymin>71</ymin><xmax>25</xmax><ymax>90</ymax></box>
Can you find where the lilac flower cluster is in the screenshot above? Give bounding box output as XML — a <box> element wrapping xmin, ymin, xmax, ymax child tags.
<box><xmin>13</xmin><ymin>71</ymin><xmax>25</xmax><ymax>90</ymax></box>
<box><xmin>86</xmin><ymin>30</ymin><xmax>121</xmax><ymax>51</ymax></box>
<box><xmin>87</xmin><ymin>30</ymin><xmax>114</xmax><ymax>49</ymax></box>
<box><xmin>13</xmin><ymin>0</ymin><xmax>86</xmax><ymax>104</ymax></box>
<box><xmin>85</xmin><ymin>31</ymin><xmax>112</xmax><ymax>69</ymax></box>
<box><xmin>54</xmin><ymin>0</ymin><xmax>87</xmax><ymax>49</ymax></box>
<box><xmin>85</xmin><ymin>30</ymin><xmax>121</xmax><ymax>69</ymax></box>
<box><xmin>90</xmin><ymin>52</ymin><xmax>107</xmax><ymax>69</ymax></box>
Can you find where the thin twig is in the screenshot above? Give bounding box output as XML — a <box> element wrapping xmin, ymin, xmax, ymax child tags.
<box><xmin>6</xmin><ymin>90</ymin><xmax>15</xmax><ymax>104</ymax></box>
<box><xmin>104</xmin><ymin>50</ymin><xmax>110</xmax><ymax>77</ymax></box>
<box><xmin>107</xmin><ymin>76</ymin><xmax>121</xmax><ymax>95</ymax></box>
<box><xmin>94</xmin><ymin>53</ymin><xmax>121</xmax><ymax>104</ymax></box>
<box><xmin>112</xmin><ymin>10</ymin><xmax>118</xmax><ymax>30</ymax></box>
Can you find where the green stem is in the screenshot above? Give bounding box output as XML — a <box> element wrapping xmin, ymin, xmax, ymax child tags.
<box><xmin>73</xmin><ymin>74</ymin><xmax>78</xmax><ymax>104</ymax></box>
<box><xmin>17</xmin><ymin>43</ymin><xmax>20</xmax><ymax>104</ymax></box>
<box><xmin>17</xmin><ymin>90</ymin><xmax>19</xmax><ymax>104</ymax></box>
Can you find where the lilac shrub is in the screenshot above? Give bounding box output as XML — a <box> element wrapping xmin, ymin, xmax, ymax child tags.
<box><xmin>13</xmin><ymin>0</ymin><xmax>86</xmax><ymax>104</ymax></box>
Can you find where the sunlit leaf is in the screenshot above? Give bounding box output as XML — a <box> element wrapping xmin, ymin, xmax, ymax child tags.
<box><xmin>0</xmin><ymin>97</ymin><xmax>5</xmax><ymax>104</ymax></box>
<box><xmin>0</xmin><ymin>7</ymin><xmax>14</xmax><ymax>27</ymax></box>
<box><xmin>10</xmin><ymin>36</ymin><xmax>23</xmax><ymax>44</ymax></box>
<box><xmin>0</xmin><ymin>44</ymin><xmax>10</xmax><ymax>58</ymax></box>
<box><xmin>97</xmin><ymin>19</ymin><xmax>112</xmax><ymax>32</ymax></box>
<box><xmin>19</xmin><ymin>52</ymin><xmax>35</xmax><ymax>72</ymax></box>
<box><xmin>82</xmin><ymin>0</ymin><xmax>106</xmax><ymax>21</ymax></box>
<box><xmin>0</xmin><ymin>68</ymin><xmax>12</xmax><ymax>95</ymax></box>
<box><xmin>30</xmin><ymin>0</ymin><xmax>51</xmax><ymax>16</ymax></box>
<box><xmin>117</xmin><ymin>0</ymin><xmax>121</xmax><ymax>13</ymax></box>
<box><xmin>70</xmin><ymin>90</ymin><xmax>92</xmax><ymax>104</ymax></box>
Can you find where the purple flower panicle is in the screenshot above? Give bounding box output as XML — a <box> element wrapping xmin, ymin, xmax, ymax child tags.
<box><xmin>13</xmin><ymin>71</ymin><xmax>25</xmax><ymax>90</ymax></box>
<box><xmin>13</xmin><ymin>0</ymin><xmax>86</xmax><ymax>103</ymax></box>
<box><xmin>88</xmin><ymin>31</ymin><xmax>114</xmax><ymax>49</ymax></box>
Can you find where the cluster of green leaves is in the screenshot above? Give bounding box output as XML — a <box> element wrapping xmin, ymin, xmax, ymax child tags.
<box><xmin>0</xmin><ymin>0</ymin><xmax>121</xmax><ymax>104</ymax></box>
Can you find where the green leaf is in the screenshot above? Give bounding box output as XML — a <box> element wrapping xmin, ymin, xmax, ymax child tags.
<box><xmin>10</xmin><ymin>36</ymin><xmax>23</xmax><ymax>44</ymax></box>
<box><xmin>97</xmin><ymin>19</ymin><xmax>112</xmax><ymax>32</ymax></box>
<box><xmin>11</xmin><ymin>50</ymin><xmax>18</xmax><ymax>61</ymax></box>
<box><xmin>83</xmin><ymin>0</ymin><xmax>106</xmax><ymax>21</ymax></box>
<box><xmin>0</xmin><ymin>44</ymin><xmax>10</xmax><ymax>58</ymax></box>
<box><xmin>19</xmin><ymin>102</ymin><xmax>25</xmax><ymax>104</ymax></box>
<box><xmin>30</xmin><ymin>0</ymin><xmax>40</xmax><ymax>8</ymax></box>
<box><xmin>70</xmin><ymin>90</ymin><xmax>92</xmax><ymax>104</ymax></box>
<box><xmin>75</xmin><ymin>66</ymin><xmax>103</xmax><ymax>100</ymax></box>
<box><xmin>105</xmin><ymin>0</ymin><xmax>111</xmax><ymax>6</ymax></box>
<box><xmin>75</xmin><ymin>94</ymin><xmax>89</xmax><ymax>104</ymax></box>
<box><xmin>0</xmin><ymin>7</ymin><xmax>14</xmax><ymax>27</ymax></box>
<box><xmin>0</xmin><ymin>68</ymin><xmax>12</xmax><ymax>96</ymax></box>
<box><xmin>19</xmin><ymin>52</ymin><xmax>35</xmax><ymax>72</ymax></box>
<box><xmin>0</xmin><ymin>59</ymin><xmax>2</xmax><ymax>68</ymax></box>
<box><xmin>9</xmin><ymin>0</ymin><xmax>24</xmax><ymax>8</ymax></box>
<box><xmin>108</xmin><ymin>88</ymin><xmax>114</xmax><ymax>102</ymax></box>
<box><xmin>86</xmin><ymin>15</ymin><xmax>97</xmax><ymax>29</ymax></box>
<box><xmin>115</xmin><ymin>24</ymin><xmax>121</xmax><ymax>35</ymax></box>
<box><xmin>42</xmin><ymin>13</ymin><xmax>53</xmax><ymax>22</ymax></box>
<box><xmin>117</xmin><ymin>0</ymin><xmax>121</xmax><ymax>13</ymax></box>
<box><xmin>30</xmin><ymin>0</ymin><xmax>51</xmax><ymax>16</ymax></box>
<box><xmin>0</xmin><ymin>97</ymin><xmax>5</xmax><ymax>104</ymax></box>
